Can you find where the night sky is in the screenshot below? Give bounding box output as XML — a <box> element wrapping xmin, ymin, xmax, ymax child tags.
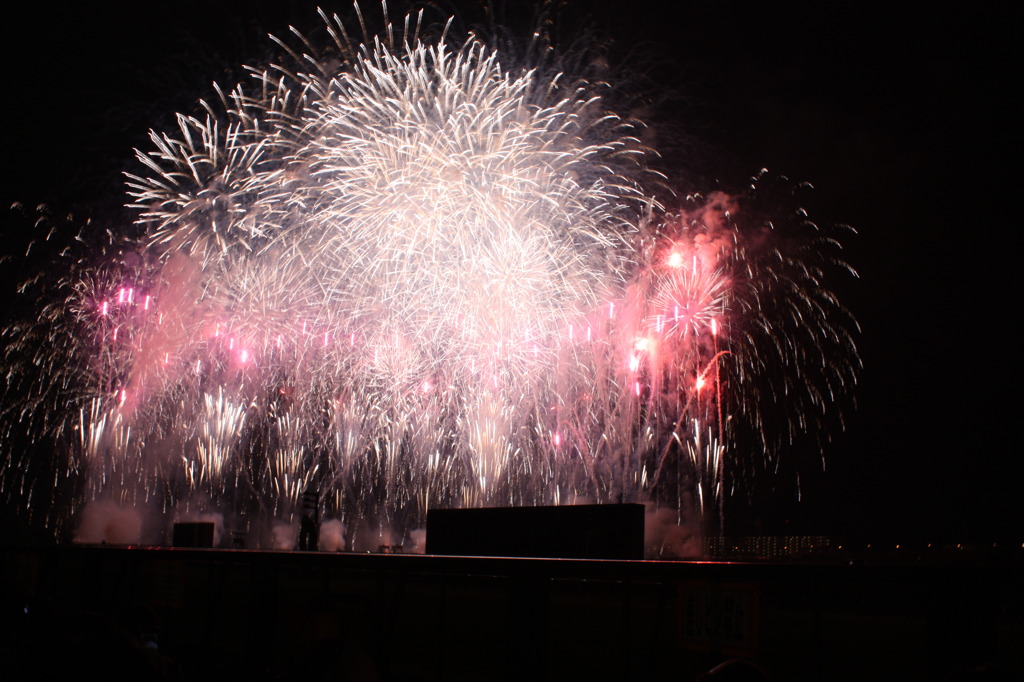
<box><xmin>2</xmin><ymin>1</ymin><xmax>1018</xmax><ymax>546</ymax></box>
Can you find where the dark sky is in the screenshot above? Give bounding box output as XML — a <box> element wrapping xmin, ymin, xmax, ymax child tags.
<box><xmin>2</xmin><ymin>1</ymin><xmax>1019</xmax><ymax>544</ymax></box>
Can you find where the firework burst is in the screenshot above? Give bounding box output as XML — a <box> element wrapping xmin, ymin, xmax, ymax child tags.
<box><xmin>1</xmin><ymin>7</ymin><xmax>858</xmax><ymax>552</ymax></box>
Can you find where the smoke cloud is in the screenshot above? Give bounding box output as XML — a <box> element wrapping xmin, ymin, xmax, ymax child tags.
<box><xmin>319</xmin><ymin>518</ymin><xmax>346</xmax><ymax>552</ymax></box>
<box><xmin>406</xmin><ymin>528</ymin><xmax>427</xmax><ymax>554</ymax></box>
<box><xmin>271</xmin><ymin>520</ymin><xmax>297</xmax><ymax>550</ymax></box>
<box><xmin>645</xmin><ymin>506</ymin><xmax>703</xmax><ymax>559</ymax></box>
<box><xmin>75</xmin><ymin>499</ymin><xmax>143</xmax><ymax>545</ymax></box>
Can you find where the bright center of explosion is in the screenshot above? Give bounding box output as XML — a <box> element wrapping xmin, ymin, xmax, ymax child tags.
<box><xmin>304</xmin><ymin>40</ymin><xmax>636</xmax><ymax>379</ymax></box>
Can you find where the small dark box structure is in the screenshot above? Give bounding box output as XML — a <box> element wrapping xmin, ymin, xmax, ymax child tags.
<box><xmin>426</xmin><ymin>503</ymin><xmax>644</xmax><ymax>559</ymax></box>
<box><xmin>172</xmin><ymin>522</ymin><xmax>215</xmax><ymax>548</ymax></box>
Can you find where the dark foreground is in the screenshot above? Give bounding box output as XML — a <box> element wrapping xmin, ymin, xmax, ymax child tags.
<box><xmin>2</xmin><ymin>545</ymin><xmax>1021</xmax><ymax>681</ymax></box>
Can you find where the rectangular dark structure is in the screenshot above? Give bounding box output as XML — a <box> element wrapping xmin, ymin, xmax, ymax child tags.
<box><xmin>172</xmin><ymin>522</ymin><xmax>215</xmax><ymax>548</ymax></box>
<box><xmin>426</xmin><ymin>503</ymin><xmax>644</xmax><ymax>559</ymax></box>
